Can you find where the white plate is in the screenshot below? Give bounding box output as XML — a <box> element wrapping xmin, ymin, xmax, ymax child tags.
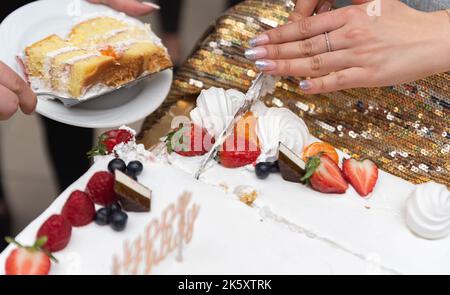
<box><xmin>0</xmin><ymin>0</ymin><xmax>173</xmax><ymax>128</ymax></box>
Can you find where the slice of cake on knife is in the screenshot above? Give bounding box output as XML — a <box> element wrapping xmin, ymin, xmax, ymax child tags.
<box><xmin>23</xmin><ymin>16</ymin><xmax>172</xmax><ymax>99</ymax></box>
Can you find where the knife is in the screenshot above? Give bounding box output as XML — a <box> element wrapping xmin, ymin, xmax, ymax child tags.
<box><xmin>194</xmin><ymin>73</ymin><xmax>276</xmax><ymax>179</ymax></box>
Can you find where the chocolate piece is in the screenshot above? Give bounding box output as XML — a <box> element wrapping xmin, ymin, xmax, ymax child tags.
<box><xmin>278</xmin><ymin>143</ymin><xmax>306</xmax><ymax>183</ymax></box>
<box><xmin>114</xmin><ymin>170</ymin><xmax>151</xmax><ymax>212</ymax></box>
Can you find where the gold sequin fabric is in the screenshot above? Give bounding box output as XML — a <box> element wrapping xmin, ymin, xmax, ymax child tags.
<box><xmin>142</xmin><ymin>0</ymin><xmax>450</xmax><ymax>186</ymax></box>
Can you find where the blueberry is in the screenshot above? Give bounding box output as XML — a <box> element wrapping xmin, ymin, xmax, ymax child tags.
<box><xmin>270</xmin><ymin>161</ymin><xmax>280</xmax><ymax>173</ymax></box>
<box><xmin>94</xmin><ymin>208</ymin><xmax>110</xmax><ymax>225</ymax></box>
<box><xmin>255</xmin><ymin>162</ymin><xmax>272</xmax><ymax>179</ymax></box>
<box><xmin>110</xmin><ymin>211</ymin><xmax>128</xmax><ymax>232</ymax></box>
<box><xmin>108</xmin><ymin>158</ymin><xmax>126</xmax><ymax>174</ymax></box>
<box><xmin>107</xmin><ymin>202</ymin><xmax>122</xmax><ymax>214</ymax></box>
<box><xmin>127</xmin><ymin>161</ymin><xmax>143</xmax><ymax>176</ymax></box>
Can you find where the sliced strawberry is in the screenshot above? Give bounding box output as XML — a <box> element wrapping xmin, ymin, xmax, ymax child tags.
<box><xmin>165</xmin><ymin>123</ymin><xmax>214</xmax><ymax>157</ymax></box>
<box><xmin>217</xmin><ymin>135</ymin><xmax>261</xmax><ymax>168</ymax></box>
<box><xmin>86</xmin><ymin>171</ymin><xmax>118</xmax><ymax>206</ymax></box>
<box><xmin>87</xmin><ymin>129</ymin><xmax>134</xmax><ymax>158</ymax></box>
<box><xmin>4</xmin><ymin>236</ymin><xmax>56</xmax><ymax>275</ymax></box>
<box><xmin>36</xmin><ymin>214</ymin><xmax>72</xmax><ymax>252</ymax></box>
<box><xmin>5</xmin><ymin>248</ymin><xmax>50</xmax><ymax>275</ymax></box>
<box><xmin>62</xmin><ymin>190</ymin><xmax>96</xmax><ymax>227</ymax></box>
<box><xmin>301</xmin><ymin>154</ymin><xmax>348</xmax><ymax>194</ymax></box>
<box><xmin>342</xmin><ymin>158</ymin><xmax>379</xmax><ymax>197</ymax></box>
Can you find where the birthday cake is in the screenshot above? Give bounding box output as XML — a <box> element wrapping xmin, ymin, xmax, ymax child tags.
<box><xmin>1</xmin><ymin>88</ymin><xmax>450</xmax><ymax>275</ymax></box>
<box><xmin>22</xmin><ymin>15</ymin><xmax>172</xmax><ymax>98</ymax></box>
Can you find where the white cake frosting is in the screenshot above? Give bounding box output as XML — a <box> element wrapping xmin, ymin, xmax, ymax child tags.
<box><xmin>5</xmin><ymin>137</ymin><xmax>450</xmax><ymax>274</ymax></box>
<box><xmin>3</xmin><ymin>121</ymin><xmax>450</xmax><ymax>273</ymax></box>
<box><xmin>406</xmin><ymin>182</ymin><xmax>450</xmax><ymax>240</ymax></box>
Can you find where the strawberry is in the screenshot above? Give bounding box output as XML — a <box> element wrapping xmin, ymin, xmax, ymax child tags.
<box><xmin>165</xmin><ymin>123</ymin><xmax>214</xmax><ymax>157</ymax></box>
<box><xmin>36</xmin><ymin>215</ymin><xmax>72</xmax><ymax>252</ymax></box>
<box><xmin>301</xmin><ymin>154</ymin><xmax>348</xmax><ymax>194</ymax></box>
<box><xmin>217</xmin><ymin>135</ymin><xmax>261</xmax><ymax>168</ymax></box>
<box><xmin>342</xmin><ymin>158</ymin><xmax>379</xmax><ymax>197</ymax></box>
<box><xmin>86</xmin><ymin>171</ymin><xmax>118</xmax><ymax>206</ymax></box>
<box><xmin>4</xmin><ymin>236</ymin><xmax>56</xmax><ymax>275</ymax></box>
<box><xmin>62</xmin><ymin>190</ymin><xmax>95</xmax><ymax>227</ymax></box>
<box><xmin>87</xmin><ymin>129</ymin><xmax>134</xmax><ymax>158</ymax></box>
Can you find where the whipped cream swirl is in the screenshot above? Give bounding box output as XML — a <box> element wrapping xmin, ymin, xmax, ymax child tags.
<box><xmin>255</xmin><ymin>105</ymin><xmax>310</xmax><ymax>162</ymax></box>
<box><xmin>406</xmin><ymin>182</ymin><xmax>450</xmax><ymax>240</ymax></box>
<box><xmin>190</xmin><ymin>87</ymin><xmax>245</xmax><ymax>138</ymax></box>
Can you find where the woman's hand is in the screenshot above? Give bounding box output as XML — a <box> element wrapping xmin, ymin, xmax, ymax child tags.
<box><xmin>87</xmin><ymin>0</ymin><xmax>160</xmax><ymax>16</ymax></box>
<box><xmin>290</xmin><ymin>0</ymin><xmax>334</xmax><ymax>19</ymax></box>
<box><xmin>290</xmin><ymin>0</ymin><xmax>370</xmax><ymax>20</ymax></box>
<box><xmin>0</xmin><ymin>61</ymin><xmax>36</xmax><ymax>121</ymax></box>
<box><xmin>246</xmin><ymin>0</ymin><xmax>450</xmax><ymax>94</ymax></box>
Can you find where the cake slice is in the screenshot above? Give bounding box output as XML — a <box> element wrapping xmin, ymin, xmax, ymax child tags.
<box><xmin>50</xmin><ymin>50</ymin><xmax>116</xmax><ymax>97</ymax></box>
<box><xmin>24</xmin><ymin>35</ymin><xmax>69</xmax><ymax>78</ymax></box>
<box><xmin>25</xmin><ymin>35</ymin><xmax>117</xmax><ymax>97</ymax></box>
<box><xmin>72</xmin><ymin>17</ymin><xmax>172</xmax><ymax>88</ymax></box>
<box><xmin>23</xmin><ymin>16</ymin><xmax>172</xmax><ymax>99</ymax></box>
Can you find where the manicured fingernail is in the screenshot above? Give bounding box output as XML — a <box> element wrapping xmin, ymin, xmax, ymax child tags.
<box><xmin>255</xmin><ymin>60</ymin><xmax>276</xmax><ymax>71</ymax></box>
<box><xmin>317</xmin><ymin>1</ymin><xmax>332</xmax><ymax>13</ymax></box>
<box><xmin>244</xmin><ymin>47</ymin><xmax>267</xmax><ymax>60</ymax></box>
<box><xmin>142</xmin><ymin>1</ymin><xmax>160</xmax><ymax>9</ymax></box>
<box><xmin>299</xmin><ymin>80</ymin><xmax>312</xmax><ymax>90</ymax></box>
<box><xmin>249</xmin><ymin>34</ymin><xmax>269</xmax><ymax>47</ymax></box>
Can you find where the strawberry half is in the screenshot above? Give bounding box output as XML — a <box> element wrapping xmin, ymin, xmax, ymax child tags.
<box><xmin>342</xmin><ymin>158</ymin><xmax>379</xmax><ymax>197</ymax></box>
<box><xmin>86</xmin><ymin>171</ymin><xmax>118</xmax><ymax>206</ymax></box>
<box><xmin>217</xmin><ymin>135</ymin><xmax>261</xmax><ymax>168</ymax></box>
<box><xmin>4</xmin><ymin>236</ymin><xmax>56</xmax><ymax>275</ymax></box>
<box><xmin>62</xmin><ymin>190</ymin><xmax>96</xmax><ymax>227</ymax></box>
<box><xmin>87</xmin><ymin>129</ymin><xmax>134</xmax><ymax>158</ymax></box>
<box><xmin>36</xmin><ymin>214</ymin><xmax>72</xmax><ymax>252</ymax></box>
<box><xmin>165</xmin><ymin>123</ymin><xmax>214</xmax><ymax>157</ymax></box>
<box><xmin>301</xmin><ymin>154</ymin><xmax>348</xmax><ymax>194</ymax></box>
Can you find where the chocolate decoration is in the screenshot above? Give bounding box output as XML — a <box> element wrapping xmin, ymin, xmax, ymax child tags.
<box><xmin>278</xmin><ymin>143</ymin><xmax>306</xmax><ymax>183</ymax></box>
<box><xmin>114</xmin><ymin>170</ymin><xmax>151</xmax><ymax>212</ymax></box>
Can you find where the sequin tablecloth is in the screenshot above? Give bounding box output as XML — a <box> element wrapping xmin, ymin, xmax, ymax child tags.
<box><xmin>139</xmin><ymin>0</ymin><xmax>449</xmax><ymax>187</ymax></box>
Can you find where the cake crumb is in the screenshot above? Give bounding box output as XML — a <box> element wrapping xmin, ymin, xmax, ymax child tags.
<box><xmin>218</xmin><ymin>182</ymin><xmax>229</xmax><ymax>193</ymax></box>
<box><xmin>233</xmin><ymin>185</ymin><xmax>258</xmax><ymax>207</ymax></box>
<box><xmin>239</xmin><ymin>191</ymin><xmax>257</xmax><ymax>207</ymax></box>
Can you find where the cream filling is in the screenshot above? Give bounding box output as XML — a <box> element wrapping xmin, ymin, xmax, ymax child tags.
<box><xmin>42</xmin><ymin>46</ymin><xmax>79</xmax><ymax>85</ymax></box>
<box><xmin>65</xmin><ymin>53</ymin><xmax>100</xmax><ymax>65</ymax></box>
<box><xmin>85</xmin><ymin>27</ymin><xmax>129</xmax><ymax>45</ymax></box>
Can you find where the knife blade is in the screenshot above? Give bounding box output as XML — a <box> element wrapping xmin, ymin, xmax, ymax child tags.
<box><xmin>194</xmin><ymin>73</ymin><xmax>275</xmax><ymax>179</ymax></box>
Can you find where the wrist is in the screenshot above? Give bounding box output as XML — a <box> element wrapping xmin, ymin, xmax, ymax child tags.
<box><xmin>425</xmin><ymin>10</ymin><xmax>450</xmax><ymax>73</ymax></box>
